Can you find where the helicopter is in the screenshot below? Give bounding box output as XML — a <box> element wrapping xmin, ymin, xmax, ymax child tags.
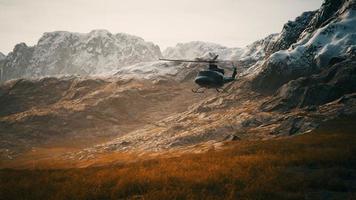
<box><xmin>159</xmin><ymin>54</ymin><xmax>238</xmax><ymax>93</ymax></box>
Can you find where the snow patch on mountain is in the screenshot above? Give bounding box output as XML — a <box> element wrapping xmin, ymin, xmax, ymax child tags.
<box><xmin>270</xmin><ymin>9</ymin><xmax>356</xmax><ymax>69</ymax></box>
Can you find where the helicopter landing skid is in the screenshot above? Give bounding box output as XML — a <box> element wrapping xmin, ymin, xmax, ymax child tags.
<box><xmin>192</xmin><ymin>87</ymin><xmax>206</xmax><ymax>93</ymax></box>
<box><xmin>216</xmin><ymin>88</ymin><xmax>227</xmax><ymax>93</ymax></box>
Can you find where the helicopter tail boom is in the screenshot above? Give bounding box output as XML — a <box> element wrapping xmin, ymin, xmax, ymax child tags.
<box><xmin>159</xmin><ymin>58</ymin><xmax>239</xmax><ymax>64</ymax></box>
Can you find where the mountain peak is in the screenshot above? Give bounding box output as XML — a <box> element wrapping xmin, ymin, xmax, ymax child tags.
<box><xmin>0</xmin><ymin>30</ymin><xmax>162</xmax><ymax>82</ymax></box>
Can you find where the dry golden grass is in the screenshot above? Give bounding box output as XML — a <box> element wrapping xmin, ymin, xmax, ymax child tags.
<box><xmin>1</xmin><ymin>117</ymin><xmax>355</xmax><ymax>200</ymax></box>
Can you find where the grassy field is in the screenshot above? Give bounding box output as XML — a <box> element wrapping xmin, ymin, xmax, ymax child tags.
<box><xmin>1</xmin><ymin>117</ymin><xmax>355</xmax><ymax>200</ymax></box>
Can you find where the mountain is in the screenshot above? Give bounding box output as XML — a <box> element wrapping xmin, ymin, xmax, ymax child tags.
<box><xmin>67</xmin><ymin>0</ymin><xmax>356</xmax><ymax>158</ymax></box>
<box><xmin>0</xmin><ymin>0</ymin><xmax>355</xmax><ymax>168</ymax></box>
<box><xmin>0</xmin><ymin>30</ymin><xmax>162</xmax><ymax>82</ymax></box>
<box><xmin>0</xmin><ymin>32</ymin><xmax>286</xmax><ymax>84</ymax></box>
<box><xmin>252</xmin><ymin>0</ymin><xmax>356</xmax><ymax>92</ymax></box>
<box><xmin>249</xmin><ymin>0</ymin><xmax>356</xmax><ymax>134</ymax></box>
<box><xmin>1</xmin><ymin>1</ymin><xmax>355</xmax><ymax>199</ymax></box>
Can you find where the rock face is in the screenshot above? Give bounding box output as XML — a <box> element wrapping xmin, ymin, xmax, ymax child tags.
<box><xmin>267</xmin><ymin>11</ymin><xmax>317</xmax><ymax>54</ymax></box>
<box><xmin>0</xmin><ymin>30</ymin><xmax>162</xmax><ymax>82</ymax></box>
<box><xmin>252</xmin><ymin>0</ymin><xmax>356</xmax><ymax>93</ymax></box>
<box><xmin>262</xmin><ymin>59</ymin><xmax>356</xmax><ymax>111</ymax></box>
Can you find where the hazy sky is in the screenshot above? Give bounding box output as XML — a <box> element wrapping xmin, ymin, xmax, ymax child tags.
<box><xmin>0</xmin><ymin>0</ymin><xmax>323</xmax><ymax>54</ymax></box>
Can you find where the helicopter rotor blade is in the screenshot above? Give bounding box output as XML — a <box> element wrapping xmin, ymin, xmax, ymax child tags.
<box><xmin>159</xmin><ymin>58</ymin><xmax>233</xmax><ymax>63</ymax></box>
<box><xmin>159</xmin><ymin>58</ymin><xmax>213</xmax><ymax>63</ymax></box>
<box><xmin>159</xmin><ymin>58</ymin><xmax>242</xmax><ymax>69</ymax></box>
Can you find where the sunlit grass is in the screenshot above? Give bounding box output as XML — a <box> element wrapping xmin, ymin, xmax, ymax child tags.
<box><xmin>1</xmin><ymin>117</ymin><xmax>355</xmax><ymax>200</ymax></box>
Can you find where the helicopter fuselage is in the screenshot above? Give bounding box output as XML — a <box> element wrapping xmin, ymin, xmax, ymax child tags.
<box><xmin>195</xmin><ymin>70</ymin><xmax>227</xmax><ymax>88</ymax></box>
<box><xmin>158</xmin><ymin>56</ymin><xmax>237</xmax><ymax>92</ymax></box>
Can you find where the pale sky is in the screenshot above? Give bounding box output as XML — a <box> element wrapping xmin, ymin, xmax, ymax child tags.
<box><xmin>0</xmin><ymin>0</ymin><xmax>323</xmax><ymax>54</ymax></box>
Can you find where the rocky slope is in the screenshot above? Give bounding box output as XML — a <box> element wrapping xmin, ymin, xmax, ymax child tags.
<box><xmin>262</xmin><ymin>59</ymin><xmax>356</xmax><ymax>111</ymax></box>
<box><xmin>63</xmin><ymin>73</ymin><xmax>355</xmax><ymax>162</ymax></box>
<box><xmin>252</xmin><ymin>0</ymin><xmax>356</xmax><ymax>92</ymax></box>
<box><xmin>0</xmin><ymin>77</ymin><xmax>203</xmax><ymax>161</ymax></box>
<box><xmin>0</xmin><ymin>30</ymin><xmax>162</xmax><ymax>82</ymax></box>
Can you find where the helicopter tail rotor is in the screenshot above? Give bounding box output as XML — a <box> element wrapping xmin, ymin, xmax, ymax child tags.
<box><xmin>232</xmin><ymin>67</ymin><xmax>237</xmax><ymax>78</ymax></box>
